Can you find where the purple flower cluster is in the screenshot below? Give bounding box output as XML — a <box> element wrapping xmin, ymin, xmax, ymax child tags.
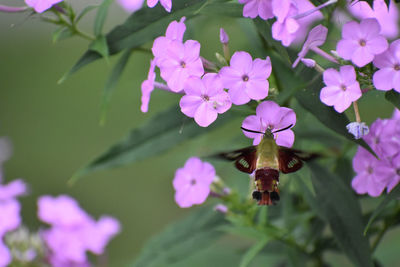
<box><xmin>352</xmin><ymin>111</ymin><xmax>400</xmax><ymax>197</ymax></box>
<box><xmin>38</xmin><ymin>195</ymin><xmax>120</xmax><ymax>267</ymax></box>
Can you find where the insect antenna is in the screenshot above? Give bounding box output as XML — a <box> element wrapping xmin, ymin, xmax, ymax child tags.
<box><xmin>241</xmin><ymin>127</ymin><xmax>265</xmax><ymax>135</ymax></box>
<box><xmin>272</xmin><ymin>124</ymin><xmax>293</xmax><ymax>134</ymax></box>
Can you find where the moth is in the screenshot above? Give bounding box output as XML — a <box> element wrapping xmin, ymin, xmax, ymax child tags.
<box><xmin>217</xmin><ymin>125</ymin><xmax>317</xmax><ymax>205</ymax></box>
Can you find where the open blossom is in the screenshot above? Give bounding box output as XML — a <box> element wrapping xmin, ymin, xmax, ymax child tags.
<box><xmin>373</xmin><ymin>39</ymin><xmax>400</xmax><ymax>92</ymax></box>
<box><xmin>173</xmin><ymin>157</ymin><xmax>215</xmax><ymax>208</ymax></box>
<box><xmin>238</xmin><ymin>0</ymin><xmax>274</xmax><ymax>20</ymax></box>
<box><xmin>116</xmin><ymin>0</ymin><xmax>144</xmax><ymax>13</ymax></box>
<box><xmin>158</xmin><ymin>40</ymin><xmax>204</xmax><ymax>92</ymax></box>
<box><xmin>38</xmin><ymin>195</ymin><xmax>120</xmax><ymax>267</ymax></box>
<box><xmin>242</xmin><ymin>101</ymin><xmax>296</xmax><ymax>147</ymax></box>
<box><xmin>348</xmin><ymin>0</ymin><xmax>398</xmax><ymax>39</ymax></box>
<box><xmin>180</xmin><ymin>73</ymin><xmax>231</xmax><ymax>127</ymax></box>
<box><xmin>320</xmin><ymin>65</ymin><xmax>361</xmax><ymax>113</ymax></box>
<box><xmin>337</xmin><ymin>18</ymin><xmax>388</xmax><ymax>67</ymax></box>
<box><xmin>147</xmin><ymin>0</ymin><xmax>171</xmax><ymax>12</ymax></box>
<box><xmin>25</xmin><ymin>0</ymin><xmax>63</xmax><ymax>13</ymax></box>
<box><xmin>219</xmin><ymin>51</ymin><xmax>271</xmax><ymax>105</ymax></box>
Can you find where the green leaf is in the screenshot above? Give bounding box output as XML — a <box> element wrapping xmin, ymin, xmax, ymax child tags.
<box><xmin>239</xmin><ymin>237</ymin><xmax>269</xmax><ymax>267</ymax></box>
<box><xmin>99</xmin><ymin>49</ymin><xmax>132</xmax><ymax>125</ymax></box>
<box><xmin>70</xmin><ymin>105</ymin><xmax>233</xmax><ymax>183</ymax></box>
<box><xmin>131</xmin><ymin>207</ymin><xmax>226</xmax><ymax>267</ymax></box>
<box><xmin>385</xmin><ymin>90</ymin><xmax>400</xmax><ymax>110</ymax></box>
<box><xmin>308</xmin><ymin>161</ymin><xmax>374</xmax><ymax>267</ymax></box>
<box><xmin>364</xmin><ymin>185</ymin><xmax>400</xmax><ymax>235</ymax></box>
<box><xmin>52</xmin><ymin>27</ymin><xmax>73</xmax><ymax>43</ymax></box>
<box><xmin>93</xmin><ymin>0</ymin><xmax>113</xmax><ymax>36</ymax></box>
<box><xmin>75</xmin><ymin>5</ymin><xmax>98</xmax><ymax>24</ymax></box>
<box><xmin>61</xmin><ymin>0</ymin><xmax>235</xmax><ymax>81</ymax></box>
<box><xmin>88</xmin><ymin>35</ymin><xmax>109</xmax><ymax>59</ymax></box>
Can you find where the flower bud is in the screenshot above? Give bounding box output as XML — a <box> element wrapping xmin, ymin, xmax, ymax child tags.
<box><xmin>219</xmin><ymin>28</ymin><xmax>229</xmax><ymax>44</ymax></box>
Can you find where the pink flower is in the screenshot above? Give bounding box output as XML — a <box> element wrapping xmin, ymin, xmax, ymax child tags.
<box><xmin>337</xmin><ymin>18</ymin><xmax>388</xmax><ymax>67</ymax></box>
<box><xmin>219</xmin><ymin>51</ymin><xmax>271</xmax><ymax>105</ymax></box>
<box><xmin>373</xmin><ymin>39</ymin><xmax>400</xmax><ymax>92</ymax></box>
<box><xmin>241</xmin><ymin>101</ymin><xmax>296</xmax><ymax>147</ymax></box>
<box><xmin>140</xmin><ymin>60</ymin><xmax>156</xmax><ymax>113</ymax></box>
<box><xmin>238</xmin><ymin>0</ymin><xmax>274</xmax><ymax>20</ymax></box>
<box><xmin>173</xmin><ymin>157</ymin><xmax>215</xmax><ymax>208</ymax></box>
<box><xmin>220</xmin><ymin>28</ymin><xmax>229</xmax><ymax>44</ymax></box>
<box><xmin>38</xmin><ymin>195</ymin><xmax>120</xmax><ymax>266</ymax></box>
<box><xmin>348</xmin><ymin>0</ymin><xmax>398</xmax><ymax>39</ymax></box>
<box><xmin>0</xmin><ymin>241</ymin><xmax>11</xmax><ymax>267</ymax></box>
<box><xmin>385</xmin><ymin>153</ymin><xmax>400</xmax><ymax>192</ymax></box>
<box><xmin>158</xmin><ymin>40</ymin><xmax>204</xmax><ymax>92</ymax></box>
<box><xmin>147</xmin><ymin>0</ymin><xmax>172</xmax><ymax>12</ymax></box>
<box><xmin>351</xmin><ymin>147</ymin><xmax>393</xmax><ymax>197</ymax></box>
<box><xmin>116</xmin><ymin>0</ymin><xmax>144</xmax><ymax>13</ymax></box>
<box><xmin>24</xmin><ymin>0</ymin><xmax>63</xmax><ymax>13</ymax></box>
<box><xmin>320</xmin><ymin>65</ymin><xmax>361</xmax><ymax>113</ymax></box>
<box><xmin>292</xmin><ymin>24</ymin><xmax>327</xmax><ymax>68</ymax></box>
<box><xmin>180</xmin><ymin>73</ymin><xmax>231</xmax><ymax>127</ymax></box>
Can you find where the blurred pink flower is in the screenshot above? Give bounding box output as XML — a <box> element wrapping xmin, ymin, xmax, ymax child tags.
<box><xmin>173</xmin><ymin>157</ymin><xmax>215</xmax><ymax>208</ymax></box>
<box><xmin>0</xmin><ymin>241</ymin><xmax>11</xmax><ymax>267</ymax></box>
<box><xmin>364</xmin><ymin>118</ymin><xmax>400</xmax><ymax>158</ymax></box>
<box><xmin>38</xmin><ymin>195</ymin><xmax>120</xmax><ymax>267</ymax></box>
<box><xmin>180</xmin><ymin>73</ymin><xmax>231</xmax><ymax>127</ymax></box>
<box><xmin>147</xmin><ymin>0</ymin><xmax>172</xmax><ymax>12</ymax></box>
<box><xmin>337</xmin><ymin>18</ymin><xmax>388</xmax><ymax>67</ymax></box>
<box><xmin>158</xmin><ymin>40</ymin><xmax>204</xmax><ymax>92</ymax></box>
<box><xmin>25</xmin><ymin>0</ymin><xmax>63</xmax><ymax>13</ymax></box>
<box><xmin>351</xmin><ymin>147</ymin><xmax>392</xmax><ymax>197</ymax></box>
<box><xmin>242</xmin><ymin>101</ymin><xmax>296</xmax><ymax>147</ymax></box>
<box><xmin>140</xmin><ymin>60</ymin><xmax>156</xmax><ymax>113</ymax></box>
<box><xmin>238</xmin><ymin>0</ymin><xmax>274</xmax><ymax>20</ymax></box>
<box><xmin>373</xmin><ymin>39</ymin><xmax>400</xmax><ymax>92</ymax></box>
<box><xmin>116</xmin><ymin>0</ymin><xmax>144</xmax><ymax>13</ymax></box>
<box><xmin>219</xmin><ymin>51</ymin><xmax>271</xmax><ymax>105</ymax></box>
<box><xmin>320</xmin><ymin>65</ymin><xmax>361</xmax><ymax>113</ymax></box>
<box><xmin>348</xmin><ymin>0</ymin><xmax>398</xmax><ymax>39</ymax></box>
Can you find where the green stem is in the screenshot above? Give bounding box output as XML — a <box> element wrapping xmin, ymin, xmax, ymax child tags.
<box><xmin>71</xmin><ymin>26</ymin><xmax>95</xmax><ymax>41</ymax></box>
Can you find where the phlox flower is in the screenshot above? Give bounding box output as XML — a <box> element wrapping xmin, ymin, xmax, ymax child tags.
<box><xmin>219</xmin><ymin>51</ymin><xmax>271</xmax><ymax>105</ymax></box>
<box><xmin>180</xmin><ymin>73</ymin><xmax>231</xmax><ymax>127</ymax></box>
<box><xmin>116</xmin><ymin>0</ymin><xmax>144</xmax><ymax>13</ymax></box>
<box><xmin>320</xmin><ymin>65</ymin><xmax>361</xmax><ymax>113</ymax></box>
<box><xmin>147</xmin><ymin>0</ymin><xmax>171</xmax><ymax>12</ymax></box>
<box><xmin>238</xmin><ymin>0</ymin><xmax>274</xmax><ymax>20</ymax></box>
<box><xmin>173</xmin><ymin>157</ymin><xmax>215</xmax><ymax>208</ymax></box>
<box><xmin>242</xmin><ymin>101</ymin><xmax>296</xmax><ymax>147</ymax></box>
<box><xmin>351</xmin><ymin>147</ymin><xmax>393</xmax><ymax>197</ymax></box>
<box><xmin>348</xmin><ymin>0</ymin><xmax>398</xmax><ymax>39</ymax></box>
<box><xmin>373</xmin><ymin>39</ymin><xmax>400</xmax><ymax>92</ymax></box>
<box><xmin>25</xmin><ymin>0</ymin><xmax>63</xmax><ymax>13</ymax></box>
<box><xmin>38</xmin><ymin>195</ymin><xmax>120</xmax><ymax>267</ymax></box>
<box><xmin>158</xmin><ymin>40</ymin><xmax>204</xmax><ymax>92</ymax></box>
<box><xmin>337</xmin><ymin>18</ymin><xmax>388</xmax><ymax>67</ymax></box>
<box><xmin>141</xmin><ymin>60</ymin><xmax>156</xmax><ymax>113</ymax></box>
<box><xmin>385</xmin><ymin>153</ymin><xmax>400</xmax><ymax>192</ymax></box>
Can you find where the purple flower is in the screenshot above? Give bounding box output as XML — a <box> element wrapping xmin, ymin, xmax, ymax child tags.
<box><xmin>351</xmin><ymin>147</ymin><xmax>393</xmax><ymax>197</ymax></box>
<box><xmin>158</xmin><ymin>40</ymin><xmax>204</xmax><ymax>92</ymax></box>
<box><xmin>0</xmin><ymin>241</ymin><xmax>11</xmax><ymax>267</ymax></box>
<box><xmin>38</xmin><ymin>195</ymin><xmax>120</xmax><ymax>266</ymax></box>
<box><xmin>373</xmin><ymin>39</ymin><xmax>400</xmax><ymax>92</ymax></box>
<box><xmin>179</xmin><ymin>73</ymin><xmax>231</xmax><ymax>127</ymax></box>
<box><xmin>24</xmin><ymin>0</ymin><xmax>63</xmax><ymax>13</ymax></box>
<box><xmin>385</xmin><ymin>153</ymin><xmax>400</xmax><ymax>192</ymax></box>
<box><xmin>364</xmin><ymin>118</ymin><xmax>400</xmax><ymax>158</ymax></box>
<box><xmin>147</xmin><ymin>0</ymin><xmax>171</xmax><ymax>12</ymax></box>
<box><xmin>292</xmin><ymin>24</ymin><xmax>327</xmax><ymax>68</ymax></box>
<box><xmin>238</xmin><ymin>0</ymin><xmax>274</xmax><ymax>20</ymax></box>
<box><xmin>320</xmin><ymin>65</ymin><xmax>362</xmax><ymax>113</ymax></box>
<box><xmin>242</xmin><ymin>101</ymin><xmax>296</xmax><ymax>147</ymax></box>
<box><xmin>348</xmin><ymin>0</ymin><xmax>398</xmax><ymax>39</ymax></box>
<box><xmin>140</xmin><ymin>60</ymin><xmax>156</xmax><ymax>113</ymax></box>
<box><xmin>219</xmin><ymin>51</ymin><xmax>271</xmax><ymax>105</ymax></box>
<box><xmin>116</xmin><ymin>0</ymin><xmax>144</xmax><ymax>13</ymax></box>
<box><xmin>219</xmin><ymin>28</ymin><xmax>229</xmax><ymax>44</ymax></box>
<box><xmin>337</xmin><ymin>18</ymin><xmax>388</xmax><ymax>67</ymax></box>
<box><xmin>173</xmin><ymin>157</ymin><xmax>215</xmax><ymax>208</ymax></box>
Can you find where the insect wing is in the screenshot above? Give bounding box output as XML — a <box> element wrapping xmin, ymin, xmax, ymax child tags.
<box><xmin>216</xmin><ymin>146</ymin><xmax>257</xmax><ymax>174</ymax></box>
<box><xmin>278</xmin><ymin>148</ymin><xmax>303</xmax><ymax>174</ymax></box>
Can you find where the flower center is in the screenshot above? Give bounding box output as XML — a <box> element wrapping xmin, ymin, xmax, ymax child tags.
<box><xmin>359</xmin><ymin>39</ymin><xmax>366</xmax><ymax>47</ymax></box>
<box><xmin>190</xmin><ymin>179</ymin><xmax>196</xmax><ymax>185</ymax></box>
<box><xmin>367</xmin><ymin>166</ymin><xmax>373</xmax><ymax>174</ymax></box>
<box><xmin>180</xmin><ymin>61</ymin><xmax>186</xmax><ymax>68</ymax></box>
<box><xmin>242</xmin><ymin>75</ymin><xmax>249</xmax><ymax>82</ymax></box>
<box><xmin>201</xmin><ymin>94</ymin><xmax>210</xmax><ymax>101</ymax></box>
<box><xmin>394</xmin><ymin>64</ymin><xmax>400</xmax><ymax>71</ymax></box>
<box><xmin>341</xmin><ymin>84</ymin><xmax>347</xmax><ymax>91</ymax></box>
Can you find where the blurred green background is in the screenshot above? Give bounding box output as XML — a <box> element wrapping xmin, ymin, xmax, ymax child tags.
<box><xmin>1</xmin><ymin>0</ymin><xmax>400</xmax><ymax>266</ymax></box>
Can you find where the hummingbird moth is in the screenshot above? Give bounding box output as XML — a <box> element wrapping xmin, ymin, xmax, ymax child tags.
<box><xmin>217</xmin><ymin>125</ymin><xmax>317</xmax><ymax>205</ymax></box>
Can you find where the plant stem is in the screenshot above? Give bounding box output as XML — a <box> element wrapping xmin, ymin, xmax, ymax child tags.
<box><xmin>353</xmin><ymin>101</ymin><xmax>361</xmax><ymax>123</ymax></box>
